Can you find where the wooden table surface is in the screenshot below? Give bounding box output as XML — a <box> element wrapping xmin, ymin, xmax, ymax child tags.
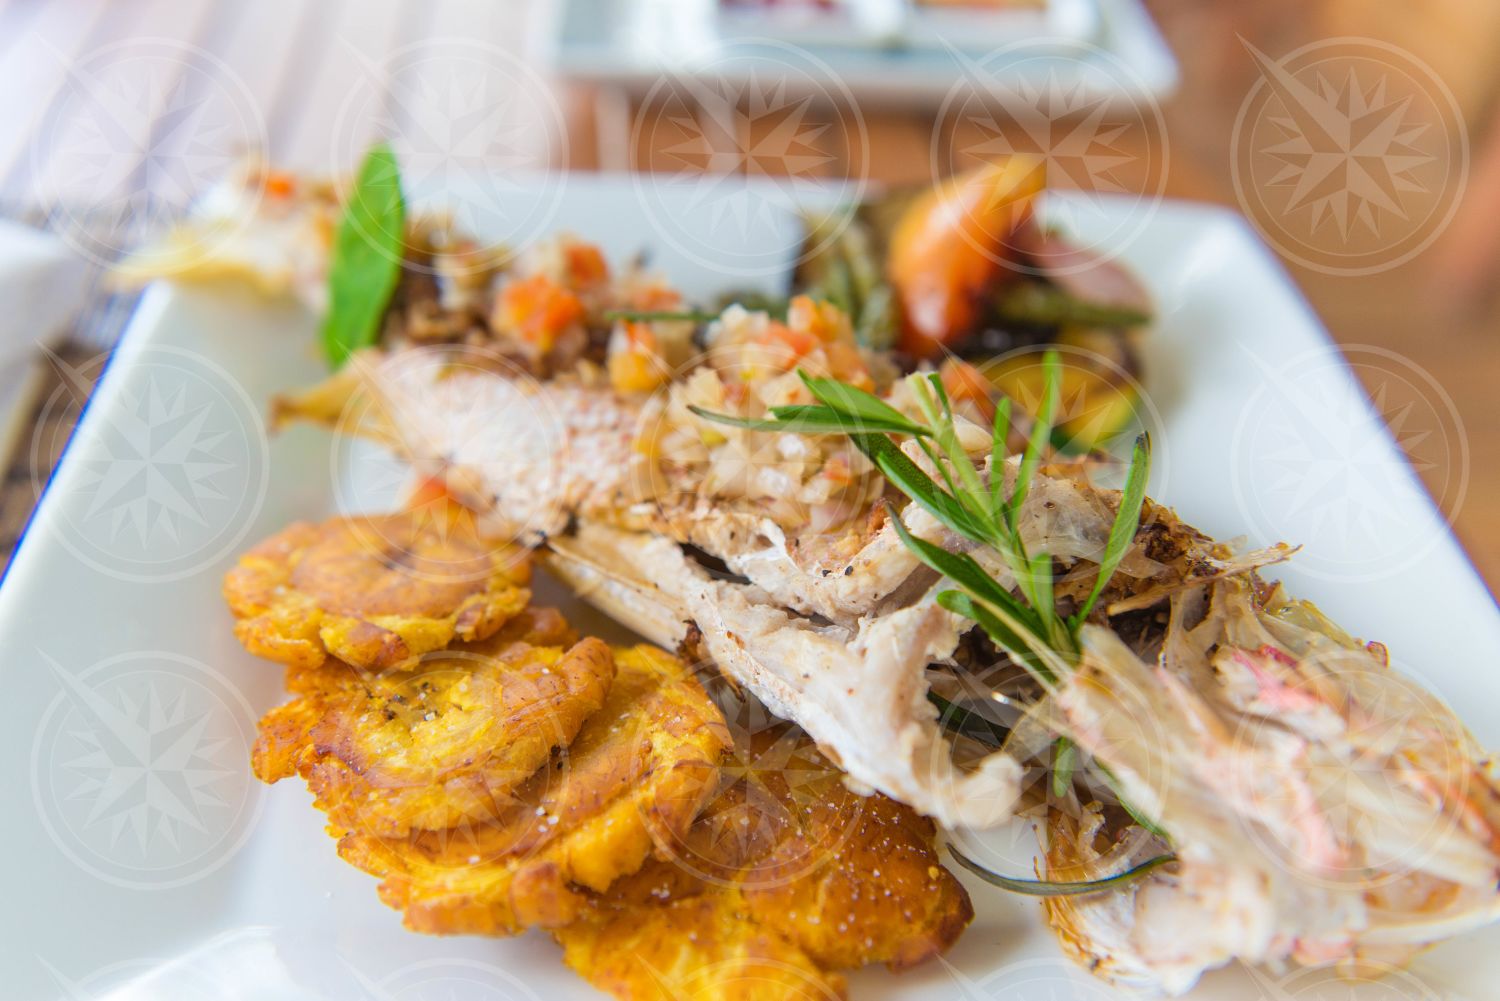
<box><xmin>1</xmin><ymin>0</ymin><xmax>1496</xmax><ymax>597</ymax></box>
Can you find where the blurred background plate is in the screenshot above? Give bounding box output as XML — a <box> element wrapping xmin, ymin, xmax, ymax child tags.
<box><xmin>552</xmin><ymin>0</ymin><xmax>1178</xmax><ymax>109</ymax></box>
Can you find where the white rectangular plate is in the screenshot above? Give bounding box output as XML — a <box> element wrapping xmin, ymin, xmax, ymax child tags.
<box><xmin>1</xmin><ymin>175</ymin><xmax>1495</xmax><ymax>1000</ymax></box>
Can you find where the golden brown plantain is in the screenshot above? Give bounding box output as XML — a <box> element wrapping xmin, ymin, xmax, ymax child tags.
<box><xmin>553</xmin><ymin>726</ymin><xmax>974</xmax><ymax>1001</ymax></box>
<box><xmin>338</xmin><ymin>645</ymin><xmax>730</xmax><ymax>935</ymax></box>
<box><xmin>225</xmin><ymin>507</ymin><xmax>531</xmax><ymax>671</ymax></box>
<box><xmin>252</xmin><ymin>632</ymin><xmax>615</xmax><ymax>837</ymax></box>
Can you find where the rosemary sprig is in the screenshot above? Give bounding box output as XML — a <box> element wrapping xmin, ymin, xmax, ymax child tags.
<box><xmin>693</xmin><ymin>350</ymin><xmax>1164</xmax><ymax>850</ymax></box>
<box><xmin>929</xmin><ymin>694</ymin><xmax>1170</xmax><ymax>845</ymax></box>
<box><xmin>696</xmin><ymin>354</ymin><xmax>1151</xmax><ymax>679</ymax></box>
<box><xmin>949</xmin><ymin>844</ymin><xmax>1176</xmax><ymax>897</ymax></box>
<box><xmin>1097</xmin><ymin>763</ymin><xmax>1171</xmax><ymax>841</ymax></box>
<box><xmin>1051</xmin><ymin>737</ymin><xmax>1077</xmax><ymax>798</ymax></box>
<box><xmin>692</xmin><ymin>405</ymin><xmax>926</xmax><ymax>438</ymax></box>
<box><xmin>1072</xmin><ymin>430</ymin><xmax>1150</xmax><ymax>627</ymax></box>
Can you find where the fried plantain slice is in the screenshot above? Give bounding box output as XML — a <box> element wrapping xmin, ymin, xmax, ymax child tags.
<box><xmin>562</xmin><ymin>894</ymin><xmax>842</xmax><ymax>1001</ymax></box>
<box><xmin>225</xmin><ymin>507</ymin><xmax>531</xmax><ymax>671</ymax></box>
<box><xmin>252</xmin><ymin>632</ymin><xmax>615</xmax><ymax>837</ymax></box>
<box><xmin>485</xmin><ymin>604</ymin><xmax>578</xmax><ymax>651</ymax></box>
<box><xmin>275</xmin><ymin>604</ymin><xmax>581</xmax><ymax>699</ymax></box>
<box><xmin>553</xmin><ymin>726</ymin><xmax>974</xmax><ymax>1001</ymax></box>
<box><xmin>337</xmin><ymin>645</ymin><xmax>730</xmax><ymax>936</ymax></box>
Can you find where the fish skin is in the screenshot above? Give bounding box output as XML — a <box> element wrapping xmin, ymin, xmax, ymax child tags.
<box><xmin>1040</xmin><ymin>583</ymin><xmax>1500</xmax><ymax>995</ymax></box>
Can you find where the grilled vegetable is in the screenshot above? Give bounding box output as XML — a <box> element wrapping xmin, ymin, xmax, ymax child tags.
<box><xmin>888</xmin><ymin>157</ymin><xmax>1044</xmax><ymax>358</ymax></box>
<box><xmin>979</xmin><ymin>332</ymin><xmax>1143</xmax><ymax>453</ymax></box>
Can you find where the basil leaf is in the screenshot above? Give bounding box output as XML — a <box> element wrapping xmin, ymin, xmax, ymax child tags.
<box><xmin>949</xmin><ymin>845</ymin><xmax>1175</xmax><ymax>897</ymax></box>
<box><xmin>914</xmin><ymin>438</ymin><xmax>967</xmax><ymax>514</ymax></box>
<box><xmin>321</xmin><ymin>143</ymin><xmax>406</xmax><ymax>369</ymax></box>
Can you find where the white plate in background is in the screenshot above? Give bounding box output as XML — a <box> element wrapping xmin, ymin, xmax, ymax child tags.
<box><xmin>0</xmin><ymin>175</ymin><xmax>1494</xmax><ymax>1000</ymax></box>
<box><xmin>550</xmin><ymin>0</ymin><xmax>1178</xmax><ymax>110</ymax></box>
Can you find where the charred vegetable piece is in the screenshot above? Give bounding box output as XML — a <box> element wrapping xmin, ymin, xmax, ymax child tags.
<box><xmin>888</xmin><ymin>157</ymin><xmax>1044</xmax><ymax>358</ymax></box>
<box><xmin>979</xmin><ymin>335</ymin><xmax>1141</xmax><ymax>453</ymax></box>
<box><xmin>799</xmin><ymin>210</ymin><xmax>899</xmax><ymax>350</ymax></box>
<box><xmin>993</xmin><ymin>281</ymin><xmax>1151</xmax><ymax>330</ymax></box>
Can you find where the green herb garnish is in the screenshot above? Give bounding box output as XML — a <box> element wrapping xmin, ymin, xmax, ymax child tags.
<box><xmin>321</xmin><ymin>143</ymin><xmax>406</xmax><ymax>369</ymax></box>
<box><xmin>694</xmin><ymin>350</ymin><xmax>1164</xmax><ymax>841</ymax></box>
<box><xmin>691</xmin><ymin>404</ymin><xmax>928</xmax><ymax>438</ymax></box>
<box><xmin>1071</xmin><ymin>430</ymin><xmax>1150</xmax><ymax>627</ymax></box>
<box><xmin>603</xmin><ymin>309</ymin><xmax>718</xmax><ymax>324</ymax></box>
<box><xmin>694</xmin><ymin>353</ymin><xmax>1150</xmax><ymax>673</ymax></box>
<box><xmin>713</xmin><ymin>291</ymin><xmax>789</xmax><ymax>320</ymax></box>
<box><xmin>1096</xmin><ymin>763</ymin><xmax>1171</xmax><ymax>841</ymax></box>
<box><xmin>928</xmin><ymin>691</ymin><xmax>1012</xmax><ymax>747</ymax></box>
<box><xmin>994</xmin><ymin>281</ymin><xmax>1152</xmax><ymax>329</ymax></box>
<box><xmin>949</xmin><ymin>844</ymin><xmax>1175</xmax><ymax>897</ymax></box>
<box><xmin>860</xmin><ymin>361</ymin><xmax>1132</xmax><ymax>664</ymax></box>
<box><xmin>1051</xmin><ymin>737</ymin><xmax>1077</xmax><ymax>798</ymax></box>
